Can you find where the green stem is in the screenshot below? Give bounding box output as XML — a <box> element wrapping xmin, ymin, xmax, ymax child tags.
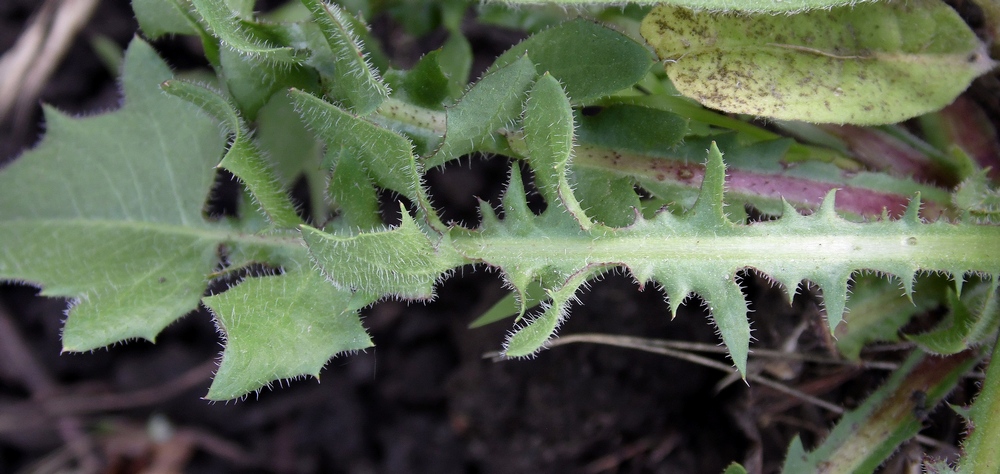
<box><xmin>959</xmin><ymin>338</ymin><xmax>1000</xmax><ymax>473</ymax></box>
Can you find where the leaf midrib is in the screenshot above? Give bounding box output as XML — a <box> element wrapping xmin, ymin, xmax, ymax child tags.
<box><xmin>453</xmin><ymin>222</ymin><xmax>1000</xmax><ymax>271</ymax></box>
<box><xmin>3</xmin><ymin>218</ymin><xmax>305</xmax><ymax>249</ymax></box>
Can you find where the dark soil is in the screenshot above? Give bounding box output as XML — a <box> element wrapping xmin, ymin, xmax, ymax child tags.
<box><xmin>0</xmin><ymin>1</ymin><xmax>978</xmax><ymax>473</ymax></box>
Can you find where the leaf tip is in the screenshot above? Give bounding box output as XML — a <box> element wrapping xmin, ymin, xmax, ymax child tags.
<box><xmin>817</xmin><ymin>189</ymin><xmax>839</xmax><ymax>219</ymax></box>
<box><xmin>903</xmin><ymin>193</ymin><xmax>923</xmax><ymax>224</ymax></box>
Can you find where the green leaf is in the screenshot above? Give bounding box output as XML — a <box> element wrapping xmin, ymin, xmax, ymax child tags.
<box><xmin>781</xmin><ymin>350</ymin><xmax>979</xmax><ymax>473</ymax></box>
<box><xmin>301</xmin><ymin>0</ymin><xmax>390</xmax><ymax>115</ymax></box>
<box><xmin>640</xmin><ymin>0</ymin><xmax>997</xmax><ymax>125</ymax></box>
<box><xmin>456</xmin><ymin>164</ymin><xmax>592</xmax><ymax>329</ymax></box>
<box><xmin>255</xmin><ymin>93</ymin><xmax>324</xmax><ymax>185</ymax></box>
<box><xmin>837</xmin><ymin>274</ymin><xmax>949</xmax><ymax>360</ymax></box>
<box><xmin>451</xmin><ymin>143</ymin><xmax>1000</xmax><ymax>375</ymax></box>
<box><xmin>908</xmin><ymin>279</ymin><xmax>1000</xmax><ymax>355</ymax></box>
<box><xmin>397</xmin><ymin>50</ymin><xmax>453</xmax><ymax>109</ymax></box>
<box><xmin>290</xmin><ymin>89</ymin><xmax>421</xmax><ymax>199</ymax></box>
<box><xmin>326</xmin><ymin>146</ymin><xmax>384</xmax><ymax>230</ymax></box>
<box><xmin>468</xmin><ymin>280</ymin><xmax>547</xmax><ymax>328</ymax></box>
<box><xmin>505</xmin><ymin>269</ymin><xmax>600</xmax><ymax>357</ymax></box>
<box><xmin>438</xmin><ymin>34</ymin><xmax>473</xmax><ymax>100</ymax></box>
<box><xmin>302</xmin><ymin>208</ymin><xmax>465</xmax><ymax>300</ymax></box>
<box><xmin>255</xmin><ymin>93</ymin><xmax>327</xmax><ymax>223</ymax></box>
<box><xmin>189</xmin><ymin>0</ymin><xmax>303</xmax><ymax>63</ymax></box>
<box><xmin>576</xmin><ymin>105</ymin><xmax>688</xmax><ymax>156</ymax></box>
<box><xmin>217</xmin><ymin>45</ymin><xmax>318</xmax><ymax>120</ymax></box>
<box><xmin>572</xmin><ymin>168</ymin><xmax>641</xmax><ymax>228</ymax></box>
<box><xmin>133</xmin><ymin>0</ymin><xmax>200</xmax><ymax>39</ymax></box>
<box><xmin>427</xmin><ymin>54</ymin><xmax>537</xmax><ymax>168</ymax></box>
<box><xmin>477</xmin><ymin>3</ymin><xmax>566</xmax><ymax>33</ymax></box>
<box><xmin>523</xmin><ymin>73</ymin><xmax>592</xmax><ymax>229</ymax></box>
<box><xmin>395</xmin><ymin>34</ymin><xmax>472</xmax><ymax>109</ymax></box>
<box><xmin>0</xmin><ymin>39</ymin><xmax>227</xmax><ymax>350</ymax></box>
<box><xmin>954</xmin><ymin>170</ymin><xmax>1000</xmax><ymax>224</ymax></box>
<box><xmin>490</xmin><ymin>19</ymin><xmax>655</xmax><ymax>104</ymax></box>
<box><xmin>722</xmin><ymin>463</ymin><xmax>748</xmax><ymax>474</ymax></box>
<box><xmin>161</xmin><ymin>80</ymin><xmax>304</xmax><ymax>229</ymax></box>
<box><xmin>957</xmin><ymin>339</ymin><xmax>1000</xmax><ymax>473</ymax></box>
<box><xmin>202</xmin><ymin>269</ymin><xmax>373</xmax><ymax>400</ymax></box>
<box><xmin>289</xmin><ymin>89</ymin><xmax>439</xmax><ymax>227</ymax></box>
<box><xmin>486</xmin><ymin>0</ymin><xmax>872</xmax><ymax>14</ymax></box>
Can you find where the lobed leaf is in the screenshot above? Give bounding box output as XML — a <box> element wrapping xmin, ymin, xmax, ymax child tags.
<box><xmin>0</xmin><ymin>39</ymin><xmax>227</xmax><ymax>350</ymax></box>
<box><xmin>452</xmin><ymin>143</ymin><xmax>1000</xmax><ymax>375</ymax></box>
<box><xmin>0</xmin><ymin>37</ymin><xmax>359</xmax><ymax>400</ymax></box>
<box><xmin>202</xmin><ymin>269</ymin><xmax>373</xmax><ymax>400</ymax></box>
<box><xmin>640</xmin><ymin>0</ymin><xmax>997</xmax><ymax>124</ymax></box>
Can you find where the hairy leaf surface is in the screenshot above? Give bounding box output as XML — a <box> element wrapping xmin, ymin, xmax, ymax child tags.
<box><xmin>189</xmin><ymin>0</ymin><xmax>302</xmax><ymax>63</ymax></box>
<box><xmin>522</xmin><ymin>73</ymin><xmax>592</xmax><ymax>229</ymax></box>
<box><xmin>0</xmin><ymin>39</ymin><xmax>227</xmax><ymax>350</ymax></box>
<box><xmin>455</xmin><ymin>144</ymin><xmax>1000</xmax><ymax>374</ymax></box>
<box><xmin>908</xmin><ymin>279</ymin><xmax>1000</xmax><ymax>355</ymax></box>
<box><xmin>303</xmin><ymin>208</ymin><xmax>465</xmax><ymax>300</ymax></box>
<box><xmin>301</xmin><ymin>0</ymin><xmax>390</xmax><ymax>114</ymax></box>
<box><xmin>202</xmin><ymin>270</ymin><xmax>373</xmax><ymax>400</ymax></box>
<box><xmin>0</xmin><ymin>38</ymin><xmax>375</xmax><ymax>401</ymax></box>
<box><xmin>289</xmin><ymin>89</ymin><xmax>441</xmax><ymax>228</ymax></box>
<box><xmin>427</xmin><ymin>55</ymin><xmax>537</xmax><ymax>167</ymax></box>
<box><xmin>161</xmin><ymin>80</ymin><xmax>303</xmax><ymax>229</ymax></box>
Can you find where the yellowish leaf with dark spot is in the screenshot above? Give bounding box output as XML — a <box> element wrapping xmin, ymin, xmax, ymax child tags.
<box><xmin>641</xmin><ymin>0</ymin><xmax>996</xmax><ymax>125</ymax></box>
